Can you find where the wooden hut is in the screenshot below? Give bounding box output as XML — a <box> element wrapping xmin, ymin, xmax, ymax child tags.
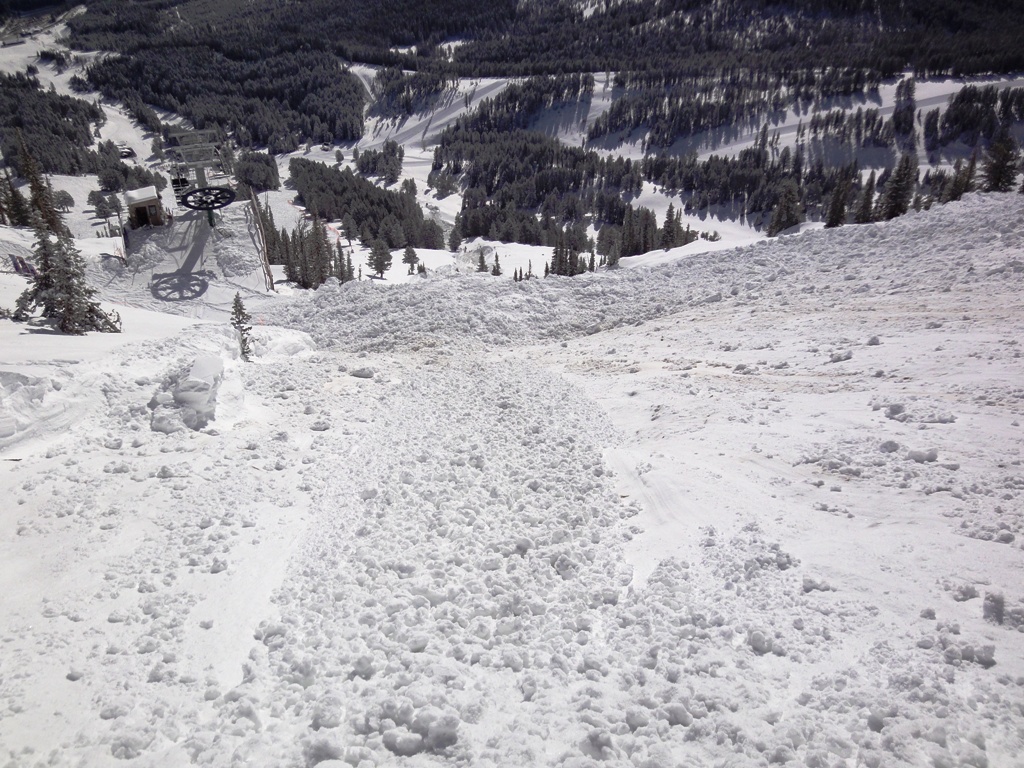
<box><xmin>125</xmin><ymin>186</ymin><xmax>165</xmax><ymax>228</ymax></box>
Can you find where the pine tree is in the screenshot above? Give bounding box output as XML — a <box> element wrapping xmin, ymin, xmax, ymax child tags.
<box><xmin>282</xmin><ymin>228</ymin><xmax>299</xmax><ymax>283</ymax></box>
<box><xmin>551</xmin><ymin>233</ymin><xmax>566</xmax><ymax>275</ymax></box>
<box><xmin>448</xmin><ymin>217</ymin><xmax>463</xmax><ymax>252</ymax></box>
<box><xmin>17</xmin><ymin>132</ymin><xmax>67</xmax><ymax>236</ymax></box>
<box><xmin>341</xmin><ymin>213</ymin><xmax>357</xmax><ymax>245</ymax></box>
<box><xmin>292</xmin><ymin>223</ymin><xmax>310</xmax><ymax>287</ymax></box>
<box><xmin>942</xmin><ymin>153</ymin><xmax>976</xmax><ymax>203</ymax></box>
<box><xmin>4</xmin><ymin>167</ymin><xmax>32</xmax><ymax>227</ymax></box>
<box><xmin>767</xmin><ymin>180</ymin><xmax>801</xmax><ymax>236</ymax></box>
<box><xmin>308</xmin><ymin>216</ymin><xmax>331</xmax><ymax>288</ymax></box>
<box><xmin>639</xmin><ymin>207</ymin><xmax>658</xmax><ymax>254</ymax></box>
<box><xmin>659</xmin><ymin>203</ymin><xmax>683</xmax><ymax>249</ymax></box>
<box><xmin>878</xmin><ymin>153</ymin><xmax>917</xmax><ymax>220</ymax></box>
<box><xmin>491</xmin><ymin>253</ymin><xmax>502</xmax><ymax>276</ymax></box>
<box><xmin>53</xmin><ymin>190</ymin><xmax>74</xmax><ymax>213</ymax></box>
<box><xmin>476</xmin><ymin>251</ymin><xmax>488</xmax><ymax>272</ymax></box>
<box><xmin>621</xmin><ymin>206</ymin><xmax>636</xmax><ymax>257</ymax></box>
<box><xmin>981</xmin><ymin>131</ymin><xmax>1020</xmax><ymax>193</ymax></box>
<box><xmin>824</xmin><ymin>177</ymin><xmax>851</xmax><ymax>228</ymax></box>
<box><xmin>854</xmin><ymin>171</ymin><xmax>876</xmax><ymax>224</ymax></box>
<box><xmin>368</xmin><ymin>239</ymin><xmax>392</xmax><ymax>278</ymax></box>
<box><xmin>403</xmin><ymin>244</ymin><xmax>419</xmax><ymax>274</ymax></box>
<box><xmin>335</xmin><ymin>241</ymin><xmax>348</xmax><ymax>281</ymax></box>
<box><xmin>15</xmin><ymin>228</ymin><xmax>121</xmax><ymax>334</ymax></box>
<box><xmin>231</xmin><ymin>293</ymin><xmax>253</xmax><ymax>361</ymax></box>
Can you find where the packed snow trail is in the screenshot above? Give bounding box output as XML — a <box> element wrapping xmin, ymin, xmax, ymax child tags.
<box><xmin>184</xmin><ymin>350</ymin><xmax>640</xmax><ymax>766</ymax></box>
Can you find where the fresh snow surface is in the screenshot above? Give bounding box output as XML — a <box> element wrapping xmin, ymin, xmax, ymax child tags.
<box><xmin>1</xmin><ymin>193</ymin><xmax>1023</xmax><ymax>768</ymax></box>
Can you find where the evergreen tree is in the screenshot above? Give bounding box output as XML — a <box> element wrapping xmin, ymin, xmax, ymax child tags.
<box><xmin>476</xmin><ymin>251</ymin><xmax>488</xmax><ymax>272</ymax></box>
<box><xmin>491</xmin><ymin>252</ymin><xmax>502</xmax><ymax>276</ymax></box>
<box><xmin>605</xmin><ymin>241</ymin><xmax>621</xmax><ymax>268</ymax></box>
<box><xmin>4</xmin><ymin>168</ymin><xmax>32</xmax><ymax>227</ymax></box>
<box><xmin>335</xmin><ymin>241</ymin><xmax>347</xmax><ymax>281</ymax></box>
<box><xmin>942</xmin><ymin>152</ymin><xmax>977</xmax><ymax>203</ymax></box>
<box><xmin>638</xmin><ymin>207</ymin><xmax>658</xmax><ymax>254</ymax></box>
<box><xmin>981</xmin><ymin>131</ymin><xmax>1020</xmax><ymax>192</ymax></box>
<box><xmin>659</xmin><ymin>202</ymin><xmax>683</xmax><ymax>249</ymax></box>
<box><xmin>107</xmin><ymin>194</ymin><xmax>123</xmax><ymax>226</ymax></box>
<box><xmin>621</xmin><ymin>206</ymin><xmax>636</xmax><ymax>256</ymax></box>
<box><xmin>767</xmin><ymin>180</ymin><xmax>801</xmax><ymax>236</ymax></box>
<box><xmin>282</xmin><ymin>228</ymin><xmax>299</xmax><ymax>283</ymax></box>
<box><xmin>17</xmin><ymin>132</ymin><xmax>67</xmax><ymax>236</ymax></box>
<box><xmin>93</xmin><ymin>194</ymin><xmax>113</xmax><ymax>222</ymax></box>
<box><xmin>368</xmin><ymin>239</ymin><xmax>392</xmax><ymax>278</ymax></box>
<box><xmin>341</xmin><ymin>213</ymin><xmax>357</xmax><ymax>245</ymax></box>
<box><xmin>854</xmin><ymin>171</ymin><xmax>876</xmax><ymax>224</ymax></box>
<box><xmin>403</xmin><ymin>244</ymin><xmax>419</xmax><ymax>274</ymax></box>
<box><xmin>878</xmin><ymin>153</ymin><xmax>917</xmax><ymax>220</ymax></box>
<box><xmin>824</xmin><ymin>177</ymin><xmax>851</xmax><ymax>228</ymax></box>
<box><xmin>15</xmin><ymin>227</ymin><xmax>121</xmax><ymax>334</ymax></box>
<box><xmin>551</xmin><ymin>233</ymin><xmax>566</xmax><ymax>275</ymax></box>
<box><xmin>53</xmin><ymin>190</ymin><xmax>74</xmax><ymax>212</ymax></box>
<box><xmin>448</xmin><ymin>216</ymin><xmax>463</xmax><ymax>252</ymax></box>
<box><xmin>308</xmin><ymin>216</ymin><xmax>331</xmax><ymax>288</ymax></box>
<box><xmin>230</xmin><ymin>292</ymin><xmax>253</xmax><ymax>362</ymax></box>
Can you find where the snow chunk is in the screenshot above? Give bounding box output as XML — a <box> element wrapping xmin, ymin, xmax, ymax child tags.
<box><xmin>150</xmin><ymin>355</ymin><xmax>223</xmax><ymax>432</ymax></box>
<box><xmin>383</xmin><ymin>726</ymin><xmax>424</xmax><ymax>756</ymax></box>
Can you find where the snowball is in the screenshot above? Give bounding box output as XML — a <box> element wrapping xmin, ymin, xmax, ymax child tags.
<box><xmin>906</xmin><ymin>448</ymin><xmax>939</xmax><ymax>464</ymax></box>
<box><xmin>661</xmin><ymin>703</ymin><xmax>692</xmax><ymax>727</ymax></box>
<box><xmin>748</xmin><ymin>630</ymin><xmax>773</xmax><ymax>655</ymax></box>
<box><xmin>383</xmin><ymin>726</ymin><xmax>424</xmax><ymax>756</ymax></box>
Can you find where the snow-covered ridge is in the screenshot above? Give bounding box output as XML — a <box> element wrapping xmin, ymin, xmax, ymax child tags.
<box><xmin>263</xmin><ymin>194</ymin><xmax>1024</xmax><ymax>352</ymax></box>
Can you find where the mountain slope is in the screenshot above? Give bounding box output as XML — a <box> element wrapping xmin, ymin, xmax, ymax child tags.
<box><xmin>1</xmin><ymin>192</ymin><xmax>1022</xmax><ymax>766</ymax></box>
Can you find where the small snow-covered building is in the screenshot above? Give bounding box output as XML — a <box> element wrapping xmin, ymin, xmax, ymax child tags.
<box><xmin>125</xmin><ymin>186</ymin><xmax>165</xmax><ymax>228</ymax></box>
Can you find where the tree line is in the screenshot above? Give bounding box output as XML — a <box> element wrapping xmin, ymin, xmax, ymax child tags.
<box><xmin>289</xmin><ymin>158</ymin><xmax>444</xmax><ymax>251</ymax></box>
<box><xmin>62</xmin><ymin>0</ymin><xmax>1024</xmax><ymax>153</ymax></box>
<box><xmin>588</xmin><ymin>68</ymin><xmax>884</xmax><ymax>149</ymax></box>
<box><xmin>73</xmin><ymin>48</ymin><xmax>365</xmax><ymax>153</ymax></box>
<box><xmin>0</xmin><ymin>72</ymin><xmax>165</xmax><ymax>193</ymax></box>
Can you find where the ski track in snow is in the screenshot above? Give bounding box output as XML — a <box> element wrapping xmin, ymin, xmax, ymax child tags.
<box><xmin>2</xmin><ymin>194</ymin><xmax>1023</xmax><ymax>767</ymax></box>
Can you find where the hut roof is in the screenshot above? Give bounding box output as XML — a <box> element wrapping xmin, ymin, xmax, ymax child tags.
<box><xmin>125</xmin><ymin>186</ymin><xmax>159</xmax><ymax>206</ymax></box>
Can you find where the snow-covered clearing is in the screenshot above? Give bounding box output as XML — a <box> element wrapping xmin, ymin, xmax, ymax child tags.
<box><xmin>1</xmin><ymin>193</ymin><xmax>1023</xmax><ymax>767</ymax></box>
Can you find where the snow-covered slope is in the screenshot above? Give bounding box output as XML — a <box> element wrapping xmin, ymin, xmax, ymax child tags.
<box><xmin>1</xmin><ymin>192</ymin><xmax>1022</xmax><ymax>767</ymax></box>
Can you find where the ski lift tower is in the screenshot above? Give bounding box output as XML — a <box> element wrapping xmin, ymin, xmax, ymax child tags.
<box><xmin>165</xmin><ymin>127</ymin><xmax>235</xmax><ymax>225</ymax></box>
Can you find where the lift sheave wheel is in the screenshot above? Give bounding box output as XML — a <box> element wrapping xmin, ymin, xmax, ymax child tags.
<box><xmin>180</xmin><ymin>186</ymin><xmax>236</xmax><ymax>211</ymax></box>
